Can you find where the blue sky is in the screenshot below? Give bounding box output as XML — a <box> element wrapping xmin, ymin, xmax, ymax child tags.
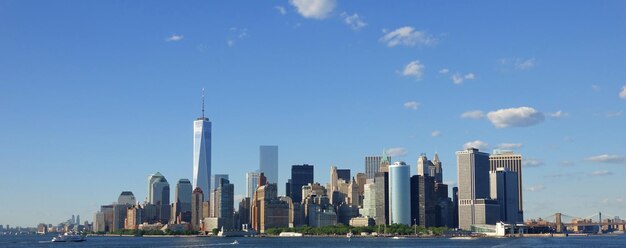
<box><xmin>1</xmin><ymin>0</ymin><xmax>626</xmax><ymax>227</ymax></box>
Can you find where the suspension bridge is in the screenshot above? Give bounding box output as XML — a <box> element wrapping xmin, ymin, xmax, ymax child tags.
<box><xmin>527</xmin><ymin>212</ymin><xmax>626</xmax><ymax>233</ymax></box>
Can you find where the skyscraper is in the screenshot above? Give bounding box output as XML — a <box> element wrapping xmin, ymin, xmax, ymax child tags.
<box><xmin>457</xmin><ymin>148</ymin><xmax>497</xmax><ymax>230</ymax></box>
<box><xmin>246</xmin><ymin>172</ymin><xmax>260</xmax><ymax>199</ymax></box>
<box><xmin>215</xmin><ymin>178</ymin><xmax>235</xmax><ymax>229</ymax></box>
<box><xmin>417</xmin><ymin>153</ymin><xmax>443</xmax><ymax>183</ymax></box>
<box><xmin>259</xmin><ymin>145</ymin><xmax>278</xmax><ymax>184</ymax></box>
<box><xmin>211</xmin><ymin>174</ymin><xmax>229</xmax><ymax>193</ymax></box>
<box><xmin>489</xmin><ymin>150</ymin><xmax>524</xmax><ymax>222</ymax></box>
<box><xmin>191</xmin><ymin>187</ymin><xmax>204</xmax><ymax>231</ymax></box>
<box><xmin>288</xmin><ymin>164</ymin><xmax>314</xmax><ymax>203</ymax></box>
<box><xmin>389</xmin><ymin>161</ymin><xmax>410</xmax><ymax>225</ymax></box>
<box><xmin>118</xmin><ymin>191</ymin><xmax>136</xmax><ymax>205</ymax></box>
<box><xmin>490</xmin><ymin>168</ymin><xmax>520</xmax><ymax>223</ymax></box>
<box><xmin>336</xmin><ymin>169</ymin><xmax>350</xmax><ymax>182</ymax></box>
<box><xmin>175</xmin><ymin>179</ymin><xmax>192</xmax><ymax>222</ymax></box>
<box><xmin>364</xmin><ymin>154</ymin><xmax>392</xmax><ymax>179</ymax></box>
<box><xmin>193</xmin><ymin>90</ymin><xmax>212</xmax><ymax>199</ymax></box>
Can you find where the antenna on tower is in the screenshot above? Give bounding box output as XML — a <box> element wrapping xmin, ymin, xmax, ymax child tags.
<box><xmin>202</xmin><ymin>88</ymin><xmax>205</xmax><ymax>118</ymax></box>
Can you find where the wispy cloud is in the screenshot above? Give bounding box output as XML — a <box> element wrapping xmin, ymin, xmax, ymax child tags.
<box><xmin>341</xmin><ymin>12</ymin><xmax>367</xmax><ymax>31</ymax></box>
<box><xmin>560</xmin><ymin>160</ymin><xmax>575</xmax><ymax>167</ymax></box>
<box><xmin>386</xmin><ymin>147</ymin><xmax>408</xmax><ymax>157</ymax></box>
<box><xmin>438</xmin><ymin>68</ymin><xmax>449</xmax><ymax>74</ymax></box>
<box><xmin>523</xmin><ymin>159</ymin><xmax>543</xmax><ymax>168</ymax></box>
<box><xmin>549</xmin><ymin>110</ymin><xmax>568</xmax><ymax>118</ymax></box>
<box><xmin>585</xmin><ymin>154</ymin><xmax>626</xmax><ymax>164</ymax></box>
<box><xmin>496</xmin><ymin>143</ymin><xmax>523</xmax><ymax>150</ymax></box>
<box><xmin>499</xmin><ymin>57</ymin><xmax>536</xmax><ymax>70</ymax></box>
<box><xmin>431</xmin><ymin>130</ymin><xmax>442</xmax><ymax>137</ymax></box>
<box><xmin>620</xmin><ymin>85</ymin><xmax>626</xmax><ymax>99</ymax></box>
<box><xmin>461</xmin><ymin>110</ymin><xmax>485</xmax><ymax>119</ymax></box>
<box><xmin>275</xmin><ymin>6</ymin><xmax>287</xmax><ymax>15</ymax></box>
<box><xmin>401</xmin><ymin>60</ymin><xmax>424</xmax><ymax>80</ymax></box>
<box><xmin>226</xmin><ymin>27</ymin><xmax>248</xmax><ymax>47</ymax></box>
<box><xmin>289</xmin><ymin>0</ymin><xmax>336</xmax><ymax>19</ymax></box>
<box><xmin>487</xmin><ymin>107</ymin><xmax>545</xmax><ymax>128</ymax></box>
<box><xmin>463</xmin><ymin>140</ymin><xmax>488</xmax><ymax>150</ymax></box>
<box><xmin>592</xmin><ymin>84</ymin><xmax>601</xmax><ymax>91</ymax></box>
<box><xmin>605</xmin><ymin>111</ymin><xmax>623</xmax><ymax>118</ymax></box>
<box><xmin>526</xmin><ymin>184</ymin><xmax>546</xmax><ymax>192</ymax></box>
<box><xmin>165</xmin><ymin>34</ymin><xmax>183</xmax><ymax>42</ymax></box>
<box><xmin>591</xmin><ymin>170</ymin><xmax>613</xmax><ymax>176</ymax></box>
<box><xmin>451</xmin><ymin>72</ymin><xmax>475</xmax><ymax>84</ymax></box>
<box><xmin>403</xmin><ymin>101</ymin><xmax>420</xmax><ymax>110</ymax></box>
<box><xmin>380</xmin><ymin>26</ymin><xmax>436</xmax><ymax>47</ymax></box>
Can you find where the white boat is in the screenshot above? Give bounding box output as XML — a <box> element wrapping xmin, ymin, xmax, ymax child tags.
<box><xmin>51</xmin><ymin>232</ymin><xmax>85</xmax><ymax>242</ymax></box>
<box><xmin>279</xmin><ymin>232</ymin><xmax>303</xmax><ymax>237</ymax></box>
<box><xmin>346</xmin><ymin>232</ymin><xmax>353</xmax><ymax>238</ymax></box>
<box><xmin>231</xmin><ymin>240</ymin><xmax>239</xmax><ymax>245</ymax></box>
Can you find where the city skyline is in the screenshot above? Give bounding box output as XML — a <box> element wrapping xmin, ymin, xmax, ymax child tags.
<box><xmin>2</xmin><ymin>1</ymin><xmax>626</xmax><ymax>227</ymax></box>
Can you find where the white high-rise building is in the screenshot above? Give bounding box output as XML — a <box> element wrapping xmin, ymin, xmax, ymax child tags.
<box><xmin>389</xmin><ymin>161</ymin><xmax>410</xmax><ymax>225</ymax></box>
<box><xmin>193</xmin><ymin>90</ymin><xmax>212</xmax><ymax>199</ymax></box>
<box><xmin>246</xmin><ymin>172</ymin><xmax>260</xmax><ymax>199</ymax></box>
<box><xmin>259</xmin><ymin>145</ymin><xmax>278</xmax><ymax>184</ymax></box>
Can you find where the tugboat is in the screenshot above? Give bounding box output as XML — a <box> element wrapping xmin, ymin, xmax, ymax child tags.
<box><xmin>51</xmin><ymin>232</ymin><xmax>85</xmax><ymax>242</ymax></box>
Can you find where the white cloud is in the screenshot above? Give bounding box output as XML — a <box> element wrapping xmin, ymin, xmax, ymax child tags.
<box><xmin>560</xmin><ymin>160</ymin><xmax>575</xmax><ymax>167</ymax></box>
<box><xmin>401</xmin><ymin>60</ymin><xmax>424</xmax><ymax>80</ymax></box>
<box><xmin>379</xmin><ymin>26</ymin><xmax>436</xmax><ymax>47</ymax></box>
<box><xmin>526</xmin><ymin>184</ymin><xmax>545</xmax><ymax>192</ymax></box>
<box><xmin>463</xmin><ymin>140</ymin><xmax>488</xmax><ymax>150</ymax></box>
<box><xmin>165</xmin><ymin>34</ymin><xmax>183</xmax><ymax>42</ymax></box>
<box><xmin>585</xmin><ymin>154</ymin><xmax>626</xmax><ymax>164</ymax></box>
<box><xmin>431</xmin><ymin>130</ymin><xmax>441</xmax><ymax>137</ymax></box>
<box><xmin>620</xmin><ymin>85</ymin><xmax>626</xmax><ymax>99</ymax></box>
<box><xmin>487</xmin><ymin>107</ymin><xmax>545</xmax><ymax>128</ymax></box>
<box><xmin>226</xmin><ymin>28</ymin><xmax>248</xmax><ymax>47</ymax></box>
<box><xmin>451</xmin><ymin>72</ymin><xmax>475</xmax><ymax>84</ymax></box>
<box><xmin>592</xmin><ymin>84</ymin><xmax>600</xmax><ymax>91</ymax></box>
<box><xmin>439</xmin><ymin>68</ymin><xmax>449</xmax><ymax>74</ymax></box>
<box><xmin>496</xmin><ymin>143</ymin><xmax>523</xmax><ymax>150</ymax></box>
<box><xmin>227</xmin><ymin>40</ymin><xmax>235</xmax><ymax>47</ymax></box>
<box><xmin>522</xmin><ymin>159</ymin><xmax>543</xmax><ymax>167</ymax></box>
<box><xmin>605</xmin><ymin>111</ymin><xmax>623</xmax><ymax>118</ymax></box>
<box><xmin>403</xmin><ymin>101</ymin><xmax>420</xmax><ymax>110</ymax></box>
<box><xmin>549</xmin><ymin>110</ymin><xmax>568</xmax><ymax>118</ymax></box>
<box><xmin>289</xmin><ymin>0</ymin><xmax>336</xmax><ymax>19</ymax></box>
<box><xmin>275</xmin><ymin>6</ymin><xmax>287</xmax><ymax>15</ymax></box>
<box><xmin>461</xmin><ymin>110</ymin><xmax>485</xmax><ymax>119</ymax></box>
<box><xmin>591</xmin><ymin>170</ymin><xmax>613</xmax><ymax>176</ymax></box>
<box><xmin>341</xmin><ymin>12</ymin><xmax>367</xmax><ymax>31</ymax></box>
<box><xmin>386</xmin><ymin>147</ymin><xmax>408</xmax><ymax>157</ymax></box>
<box><xmin>515</xmin><ymin>58</ymin><xmax>536</xmax><ymax>70</ymax></box>
<box><xmin>499</xmin><ymin>57</ymin><xmax>536</xmax><ymax>70</ymax></box>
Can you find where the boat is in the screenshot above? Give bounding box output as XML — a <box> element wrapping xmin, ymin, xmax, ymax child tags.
<box><xmin>231</xmin><ymin>240</ymin><xmax>239</xmax><ymax>245</ymax></box>
<box><xmin>391</xmin><ymin>236</ymin><xmax>406</xmax><ymax>239</ymax></box>
<box><xmin>51</xmin><ymin>232</ymin><xmax>85</xmax><ymax>242</ymax></box>
<box><xmin>279</xmin><ymin>232</ymin><xmax>303</xmax><ymax>237</ymax></box>
<box><xmin>346</xmin><ymin>232</ymin><xmax>353</xmax><ymax>238</ymax></box>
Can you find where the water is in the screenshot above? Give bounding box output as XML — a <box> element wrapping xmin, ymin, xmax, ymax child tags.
<box><xmin>1</xmin><ymin>234</ymin><xmax>625</xmax><ymax>248</ymax></box>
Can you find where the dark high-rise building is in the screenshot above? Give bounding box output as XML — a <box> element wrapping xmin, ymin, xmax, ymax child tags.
<box><xmin>374</xmin><ymin>172</ymin><xmax>389</xmax><ymax>225</ymax></box>
<box><xmin>337</xmin><ymin>169</ymin><xmax>350</xmax><ymax>182</ymax></box>
<box><xmin>287</xmin><ymin>164</ymin><xmax>314</xmax><ymax>203</ymax></box>
<box><xmin>410</xmin><ymin>175</ymin><xmax>436</xmax><ymax>227</ymax></box>
<box><xmin>452</xmin><ymin>187</ymin><xmax>459</xmax><ymax>228</ymax></box>
<box><xmin>365</xmin><ymin>155</ymin><xmax>392</xmax><ymax>179</ymax></box>
<box><xmin>489</xmin><ymin>150</ymin><xmax>524</xmax><ymax>222</ymax></box>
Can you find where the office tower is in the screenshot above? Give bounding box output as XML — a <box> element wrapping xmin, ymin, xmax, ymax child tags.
<box><xmin>379</xmin><ymin>152</ymin><xmax>391</xmax><ymax>173</ymax></box>
<box><xmin>364</xmin><ymin>154</ymin><xmax>392</xmax><ymax>179</ymax></box>
<box><xmin>389</xmin><ymin>161</ymin><xmax>410</xmax><ymax>225</ymax></box>
<box><xmin>215</xmin><ymin>178</ymin><xmax>234</xmax><ymax>229</ymax></box>
<box><xmin>251</xmin><ymin>183</ymin><xmax>289</xmax><ymax>233</ymax></box>
<box><xmin>258</xmin><ymin>172</ymin><xmax>267</xmax><ymax>187</ymax></box>
<box><xmin>490</xmin><ymin>168</ymin><xmax>520</xmax><ymax>223</ymax></box>
<box><xmin>246</xmin><ymin>172</ymin><xmax>260</xmax><ymax>199</ymax></box>
<box><xmin>211</xmin><ymin>174</ymin><xmax>229</xmax><ymax>192</ymax></box>
<box><xmin>410</xmin><ymin>175</ymin><xmax>436</xmax><ymax>227</ymax></box>
<box><xmin>191</xmin><ymin>187</ymin><xmax>204</xmax><ymax>230</ymax></box>
<box><xmin>337</xmin><ymin>169</ymin><xmax>350</xmax><ymax>182</ymax></box>
<box><xmin>355</xmin><ymin>173</ymin><xmax>367</xmax><ymax>195</ymax></box>
<box><xmin>118</xmin><ymin>191</ymin><xmax>135</xmax><ymax>205</ymax></box>
<box><xmin>489</xmin><ymin>150</ymin><xmax>524</xmax><ymax>222</ymax></box>
<box><xmin>452</xmin><ymin>187</ymin><xmax>459</xmax><ymax>228</ymax></box>
<box><xmin>193</xmin><ymin>90</ymin><xmax>212</xmax><ymax>200</ymax></box>
<box><xmin>238</xmin><ymin>197</ymin><xmax>251</xmax><ymax>228</ymax></box>
<box><xmin>71</xmin><ymin>215</ymin><xmax>75</xmax><ymax>225</ymax></box>
<box><xmin>417</xmin><ymin>153</ymin><xmax>443</xmax><ymax>184</ymax></box>
<box><xmin>174</xmin><ymin>179</ymin><xmax>192</xmax><ymax>223</ymax></box>
<box><xmin>259</xmin><ymin>145</ymin><xmax>278</xmax><ymax>184</ymax></box>
<box><xmin>288</xmin><ymin>164</ymin><xmax>314</xmax><ymax>203</ymax></box>
<box><xmin>148</xmin><ymin>172</ymin><xmax>165</xmax><ymax>203</ymax></box>
<box><xmin>76</xmin><ymin>215</ymin><xmax>80</xmax><ymax>226</ymax></box>
<box><xmin>330</xmin><ymin>166</ymin><xmax>338</xmax><ymax>191</ymax></box>
<box><xmin>374</xmin><ymin>172</ymin><xmax>389</xmax><ymax>225</ymax></box>
<box><xmin>359</xmin><ymin>179</ymin><xmax>376</xmax><ymax>218</ymax></box>
<box><xmin>457</xmin><ymin>148</ymin><xmax>496</xmax><ymax>230</ymax></box>
<box><xmin>148</xmin><ymin>172</ymin><xmax>171</xmax><ymax>224</ymax></box>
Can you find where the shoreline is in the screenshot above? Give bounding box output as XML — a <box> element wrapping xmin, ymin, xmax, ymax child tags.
<box><xmin>83</xmin><ymin>233</ymin><xmax>624</xmax><ymax>239</ymax></box>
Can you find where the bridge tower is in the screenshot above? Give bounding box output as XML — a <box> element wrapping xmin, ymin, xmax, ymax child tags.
<box><xmin>555</xmin><ymin>213</ymin><xmax>564</xmax><ymax>233</ymax></box>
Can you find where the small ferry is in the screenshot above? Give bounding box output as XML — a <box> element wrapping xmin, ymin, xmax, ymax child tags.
<box><xmin>51</xmin><ymin>232</ymin><xmax>85</xmax><ymax>242</ymax></box>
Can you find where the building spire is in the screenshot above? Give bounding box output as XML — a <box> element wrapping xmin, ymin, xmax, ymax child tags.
<box><xmin>202</xmin><ymin>88</ymin><xmax>205</xmax><ymax>119</ymax></box>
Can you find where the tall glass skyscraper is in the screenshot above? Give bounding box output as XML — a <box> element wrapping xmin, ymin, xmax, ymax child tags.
<box><xmin>259</xmin><ymin>145</ymin><xmax>278</xmax><ymax>184</ymax></box>
<box><xmin>193</xmin><ymin>92</ymin><xmax>212</xmax><ymax>200</ymax></box>
<box><xmin>389</xmin><ymin>161</ymin><xmax>410</xmax><ymax>225</ymax></box>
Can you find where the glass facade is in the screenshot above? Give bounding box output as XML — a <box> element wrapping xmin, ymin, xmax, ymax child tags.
<box><xmin>193</xmin><ymin>118</ymin><xmax>212</xmax><ymax>200</ymax></box>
